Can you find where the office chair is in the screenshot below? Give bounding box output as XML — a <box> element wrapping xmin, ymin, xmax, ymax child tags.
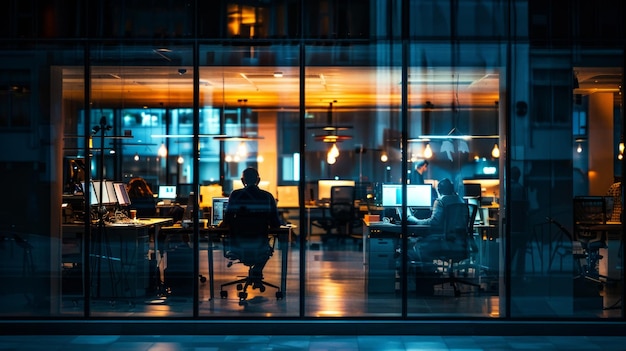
<box><xmin>219</xmin><ymin>211</ymin><xmax>283</xmax><ymax>303</ymax></box>
<box><xmin>429</xmin><ymin>202</ymin><xmax>481</xmax><ymax>297</ymax></box>
<box><xmin>572</xmin><ymin>196</ymin><xmax>614</xmax><ymax>284</ymax></box>
<box><xmin>313</xmin><ymin>185</ymin><xmax>359</xmax><ymax>243</ymax></box>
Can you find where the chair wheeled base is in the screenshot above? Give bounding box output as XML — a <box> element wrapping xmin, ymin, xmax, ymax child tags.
<box><xmin>220</xmin><ymin>268</ymin><xmax>283</xmax><ymax>302</ymax></box>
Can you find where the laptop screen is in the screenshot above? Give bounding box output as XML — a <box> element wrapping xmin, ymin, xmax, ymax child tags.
<box><xmin>211</xmin><ymin>197</ymin><xmax>229</xmax><ymax>226</ymax></box>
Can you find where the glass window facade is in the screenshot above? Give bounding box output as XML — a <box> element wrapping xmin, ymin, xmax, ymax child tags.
<box><xmin>0</xmin><ymin>0</ymin><xmax>623</xmax><ymax>325</ymax></box>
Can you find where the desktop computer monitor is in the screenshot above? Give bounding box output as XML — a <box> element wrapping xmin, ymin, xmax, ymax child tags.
<box><xmin>92</xmin><ymin>180</ymin><xmax>116</xmax><ymax>205</ymax></box>
<box><xmin>317</xmin><ymin>180</ymin><xmax>356</xmax><ymax>202</ymax></box>
<box><xmin>82</xmin><ymin>181</ymin><xmax>99</xmax><ymax>206</ymax></box>
<box><xmin>176</xmin><ymin>183</ymin><xmax>194</xmax><ymax>205</ymax></box>
<box><xmin>277</xmin><ymin>185</ymin><xmax>299</xmax><ymax>208</ymax></box>
<box><xmin>381</xmin><ymin>183</ymin><xmax>432</xmax><ymax>208</ymax></box>
<box><xmin>211</xmin><ymin>197</ymin><xmax>229</xmax><ymax>226</ymax></box>
<box><xmin>158</xmin><ymin>185</ymin><xmax>177</xmax><ymax>200</ymax></box>
<box><xmin>113</xmin><ymin>182</ymin><xmax>131</xmax><ymax>206</ymax></box>
<box><xmin>199</xmin><ymin>184</ymin><xmax>223</xmax><ymax>208</ymax></box>
<box><xmin>463</xmin><ymin>183</ymin><xmax>482</xmax><ymax>199</ymax></box>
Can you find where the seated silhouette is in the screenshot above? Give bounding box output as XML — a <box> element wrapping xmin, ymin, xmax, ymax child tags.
<box><xmin>219</xmin><ymin>168</ymin><xmax>283</xmax><ymax>303</ymax></box>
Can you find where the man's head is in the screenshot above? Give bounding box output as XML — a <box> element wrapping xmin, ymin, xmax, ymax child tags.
<box><xmin>437</xmin><ymin>178</ymin><xmax>454</xmax><ymax>196</ymax></box>
<box><xmin>241</xmin><ymin>167</ymin><xmax>260</xmax><ymax>187</ymax></box>
<box><xmin>416</xmin><ymin>160</ymin><xmax>429</xmax><ymax>174</ymax></box>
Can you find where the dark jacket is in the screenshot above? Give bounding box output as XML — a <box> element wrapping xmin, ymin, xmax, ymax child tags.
<box><xmin>415</xmin><ymin>193</ymin><xmax>464</xmax><ymax>230</ymax></box>
<box><xmin>223</xmin><ymin>185</ymin><xmax>281</xmax><ymax>229</ymax></box>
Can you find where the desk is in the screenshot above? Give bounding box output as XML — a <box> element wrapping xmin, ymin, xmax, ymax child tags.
<box><xmin>159</xmin><ymin>225</ymin><xmax>291</xmax><ymax>301</ymax></box>
<box><xmin>586</xmin><ymin>222</ymin><xmax>623</xmax><ymax>281</ymax></box>
<box><xmin>62</xmin><ymin>217</ymin><xmax>172</xmax><ymax>299</ymax></box>
<box><xmin>363</xmin><ymin>222</ymin><xmax>496</xmax><ymax>294</ymax></box>
<box><xmin>363</xmin><ymin>222</ymin><xmax>429</xmax><ymax>293</ymax></box>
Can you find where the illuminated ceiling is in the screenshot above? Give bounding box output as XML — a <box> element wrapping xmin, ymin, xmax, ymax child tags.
<box><xmin>62</xmin><ymin>66</ymin><xmax>500</xmax><ymax>110</ymax></box>
<box><xmin>61</xmin><ymin>66</ymin><xmax>621</xmax><ymax>111</ymax></box>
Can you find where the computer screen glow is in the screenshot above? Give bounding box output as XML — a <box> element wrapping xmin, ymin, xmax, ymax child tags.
<box><xmin>114</xmin><ymin>182</ymin><xmax>131</xmax><ymax>206</ymax></box>
<box><xmin>381</xmin><ymin>184</ymin><xmax>432</xmax><ymax>207</ymax></box>
<box><xmin>211</xmin><ymin>197</ymin><xmax>229</xmax><ymax>226</ymax></box>
<box><xmin>158</xmin><ymin>185</ymin><xmax>177</xmax><ymax>199</ymax></box>
<box><xmin>317</xmin><ymin>180</ymin><xmax>355</xmax><ymax>201</ymax></box>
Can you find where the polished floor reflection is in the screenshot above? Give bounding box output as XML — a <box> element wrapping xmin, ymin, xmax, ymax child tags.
<box><xmin>45</xmin><ymin>233</ymin><xmax>620</xmax><ymax>319</ymax></box>
<box><xmin>0</xmin><ymin>227</ymin><xmax>620</xmax><ymax>318</ymax></box>
<box><xmin>2</xmin><ymin>334</ymin><xmax>626</xmax><ymax>351</ymax></box>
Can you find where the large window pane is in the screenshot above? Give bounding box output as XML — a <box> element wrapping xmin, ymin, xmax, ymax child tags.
<box><xmin>305</xmin><ymin>42</ymin><xmax>402</xmax><ymax>317</ymax></box>
<box><xmin>198</xmin><ymin>44</ymin><xmax>301</xmax><ymax>316</ymax></box>
<box><xmin>406</xmin><ymin>42</ymin><xmax>503</xmax><ymax>317</ymax></box>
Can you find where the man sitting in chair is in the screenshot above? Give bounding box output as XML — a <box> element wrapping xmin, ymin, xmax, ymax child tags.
<box><xmin>408</xmin><ymin>178</ymin><xmax>466</xmax><ymax>263</ymax></box>
<box><xmin>413</xmin><ymin>178</ymin><xmax>464</xmax><ymax>226</ymax></box>
<box><xmin>221</xmin><ymin>167</ymin><xmax>281</xmax><ymax>284</ymax></box>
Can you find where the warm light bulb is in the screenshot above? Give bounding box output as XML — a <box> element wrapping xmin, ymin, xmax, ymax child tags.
<box><xmin>491</xmin><ymin>144</ymin><xmax>500</xmax><ymax>158</ymax></box>
<box><xmin>177</xmin><ymin>155</ymin><xmax>184</xmax><ymax>164</ymax></box>
<box><xmin>237</xmin><ymin>141</ymin><xmax>248</xmax><ymax>158</ymax></box>
<box><xmin>619</xmin><ymin>142</ymin><xmax>624</xmax><ymax>153</ymax></box>
<box><xmin>424</xmin><ymin>143</ymin><xmax>433</xmax><ymax>159</ymax></box>
<box><xmin>329</xmin><ymin>143</ymin><xmax>340</xmax><ymax>158</ymax></box>
<box><xmin>380</xmin><ymin>153</ymin><xmax>388</xmax><ymax>162</ymax></box>
<box><xmin>576</xmin><ymin>144</ymin><xmax>582</xmax><ymax>153</ymax></box>
<box><xmin>225</xmin><ymin>154</ymin><xmax>233</xmax><ymax>162</ymax></box>
<box><xmin>619</xmin><ymin>153</ymin><xmax>624</xmax><ymax>160</ymax></box>
<box><xmin>158</xmin><ymin>143</ymin><xmax>167</xmax><ymax>157</ymax></box>
<box><xmin>327</xmin><ymin>154</ymin><xmax>337</xmax><ymax>164</ymax></box>
<box><xmin>256</xmin><ymin>154</ymin><xmax>264</xmax><ymax>163</ymax></box>
<box><xmin>134</xmin><ymin>153</ymin><xmax>140</xmax><ymax>161</ymax></box>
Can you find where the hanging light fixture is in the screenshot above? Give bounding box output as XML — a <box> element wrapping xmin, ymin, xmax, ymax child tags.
<box><xmin>177</xmin><ymin>155</ymin><xmax>184</xmax><ymax>164</ymax></box>
<box><xmin>424</xmin><ymin>143</ymin><xmax>433</xmax><ymax>159</ymax></box>
<box><xmin>134</xmin><ymin>152</ymin><xmax>140</xmax><ymax>161</ymax></box>
<box><xmin>577</xmin><ymin>143</ymin><xmax>583</xmax><ymax>153</ymax></box>
<box><xmin>158</xmin><ymin>142</ymin><xmax>168</xmax><ymax>157</ymax></box>
<box><xmin>327</xmin><ymin>143</ymin><xmax>340</xmax><ymax>164</ymax></box>
<box><xmin>310</xmin><ymin>100</ymin><xmax>352</xmax><ymax>143</ymax></box>
<box><xmin>329</xmin><ymin>143</ymin><xmax>339</xmax><ymax>158</ymax></box>
<box><xmin>380</xmin><ymin>151</ymin><xmax>388</xmax><ymax>163</ymax></box>
<box><xmin>236</xmin><ymin>141</ymin><xmax>248</xmax><ymax>158</ymax></box>
<box><xmin>491</xmin><ymin>143</ymin><xmax>500</xmax><ymax>158</ymax></box>
<box><xmin>213</xmin><ymin>99</ymin><xmax>263</xmax><ymax>163</ymax></box>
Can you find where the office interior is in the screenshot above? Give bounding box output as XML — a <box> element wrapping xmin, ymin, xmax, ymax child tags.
<box><xmin>0</xmin><ymin>0</ymin><xmax>624</xmax><ymax>331</ymax></box>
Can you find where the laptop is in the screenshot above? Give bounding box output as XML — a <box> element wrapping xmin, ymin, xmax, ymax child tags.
<box><xmin>211</xmin><ymin>197</ymin><xmax>229</xmax><ymax>226</ymax></box>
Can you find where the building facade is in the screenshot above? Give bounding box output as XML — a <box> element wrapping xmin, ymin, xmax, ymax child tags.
<box><xmin>0</xmin><ymin>0</ymin><xmax>624</xmax><ymax>331</ymax></box>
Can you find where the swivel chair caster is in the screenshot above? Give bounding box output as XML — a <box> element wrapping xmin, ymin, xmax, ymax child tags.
<box><xmin>220</xmin><ymin>290</ymin><xmax>228</xmax><ymax>299</ymax></box>
<box><xmin>236</xmin><ymin>283</ymin><xmax>243</xmax><ymax>291</ymax></box>
<box><xmin>276</xmin><ymin>291</ymin><xmax>284</xmax><ymax>300</ymax></box>
<box><xmin>238</xmin><ymin>291</ymin><xmax>248</xmax><ymax>300</ymax></box>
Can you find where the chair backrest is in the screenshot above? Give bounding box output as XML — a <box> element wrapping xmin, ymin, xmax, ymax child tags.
<box><xmin>466</xmin><ymin>203</ymin><xmax>479</xmax><ymax>253</ymax></box>
<box><xmin>573</xmin><ymin>196</ymin><xmax>610</xmax><ymax>242</ymax></box>
<box><xmin>573</xmin><ymin>196</ymin><xmax>609</xmax><ymax>225</ymax></box>
<box><xmin>441</xmin><ymin>202</ymin><xmax>470</xmax><ymax>259</ymax></box>
<box><xmin>225</xmin><ymin>209</ymin><xmax>272</xmax><ymax>265</ymax></box>
<box><xmin>330</xmin><ymin>185</ymin><xmax>355</xmax><ymax>223</ymax></box>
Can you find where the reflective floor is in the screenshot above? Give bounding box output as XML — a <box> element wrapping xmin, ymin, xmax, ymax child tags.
<box><xmin>2</xmin><ymin>335</ymin><xmax>626</xmax><ymax>351</ymax></box>
<box><xmin>1</xmin><ymin>231</ymin><xmax>621</xmax><ymax>319</ymax></box>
